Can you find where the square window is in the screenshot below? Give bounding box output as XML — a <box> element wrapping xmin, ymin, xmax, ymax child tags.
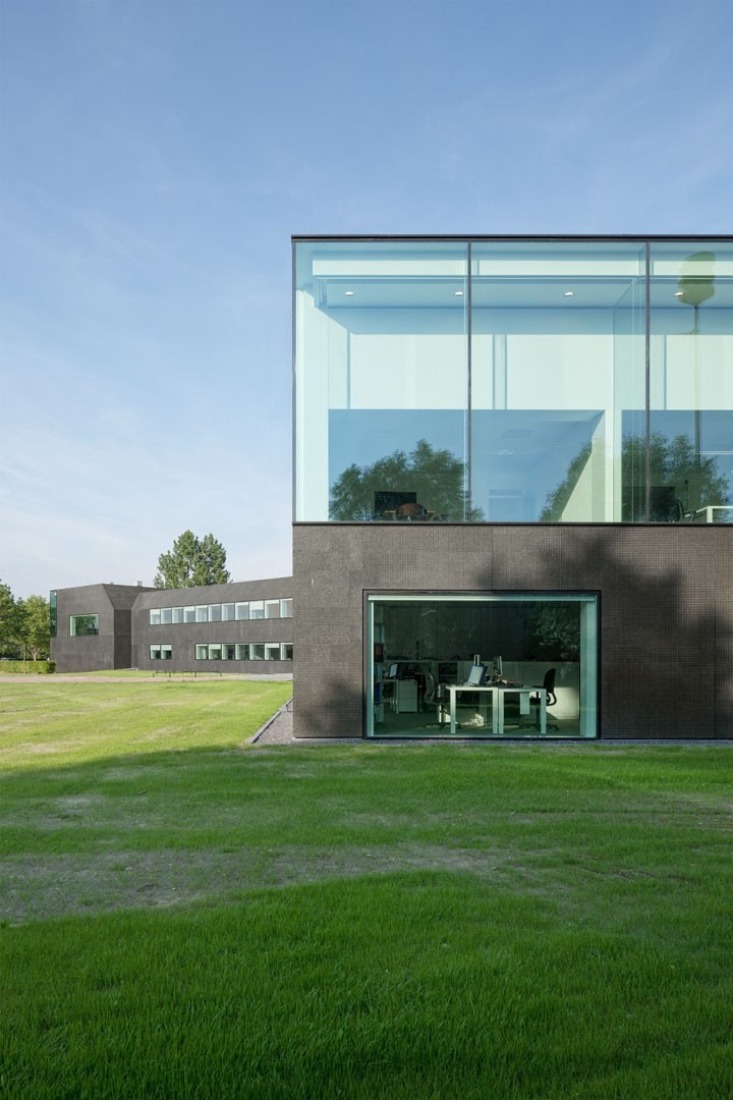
<box><xmin>70</xmin><ymin>614</ymin><xmax>99</xmax><ymax>637</ymax></box>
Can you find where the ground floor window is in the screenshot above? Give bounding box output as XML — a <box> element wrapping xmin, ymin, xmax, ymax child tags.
<box><xmin>366</xmin><ymin>593</ymin><xmax>598</xmax><ymax>738</ymax></box>
<box><xmin>193</xmin><ymin>642</ymin><xmax>293</xmax><ymax>662</ymax></box>
<box><xmin>150</xmin><ymin>644</ymin><xmax>172</xmax><ymax>660</ymax></box>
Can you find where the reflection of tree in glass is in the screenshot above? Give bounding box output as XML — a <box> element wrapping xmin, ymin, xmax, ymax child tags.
<box><xmin>532</xmin><ymin>603</ymin><xmax>580</xmax><ymax>660</ymax></box>
<box><xmin>330</xmin><ymin>439</ymin><xmax>483</xmax><ymax>521</ymax></box>
<box><xmin>540</xmin><ymin>433</ymin><xmax>730</xmax><ymax>522</ymax></box>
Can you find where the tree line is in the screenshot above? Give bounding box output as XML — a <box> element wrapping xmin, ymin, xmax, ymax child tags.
<box><xmin>0</xmin><ymin>582</ymin><xmax>50</xmax><ymax>660</ymax></box>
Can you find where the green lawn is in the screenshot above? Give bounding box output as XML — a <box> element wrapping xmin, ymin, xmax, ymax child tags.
<box><xmin>1</xmin><ymin>680</ymin><xmax>732</xmax><ymax>1099</ymax></box>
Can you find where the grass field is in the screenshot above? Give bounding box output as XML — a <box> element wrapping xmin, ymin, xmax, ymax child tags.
<box><xmin>1</xmin><ymin>679</ymin><xmax>732</xmax><ymax>1099</ymax></box>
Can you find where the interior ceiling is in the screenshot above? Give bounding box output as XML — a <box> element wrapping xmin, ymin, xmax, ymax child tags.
<box><xmin>319</xmin><ymin>276</ymin><xmax>732</xmax><ymax>312</ymax></box>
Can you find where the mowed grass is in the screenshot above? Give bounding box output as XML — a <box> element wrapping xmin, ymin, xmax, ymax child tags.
<box><xmin>1</xmin><ymin>681</ymin><xmax>732</xmax><ymax>1099</ymax></box>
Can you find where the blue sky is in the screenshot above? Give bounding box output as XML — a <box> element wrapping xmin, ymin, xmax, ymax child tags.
<box><xmin>1</xmin><ymin>0</ymin><xmax>732</xmax><ymax>597</ymax></box>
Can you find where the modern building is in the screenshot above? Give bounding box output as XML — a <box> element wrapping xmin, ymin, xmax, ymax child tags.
<box><xmin>50</xmin><ymin>579</ymin><xmax>293</xmax><ymax>675</ymax></box>
<box><xmin>292</xmin><ymin>236</ymin><xmax>732</xmax><ymax>740</ymax></box>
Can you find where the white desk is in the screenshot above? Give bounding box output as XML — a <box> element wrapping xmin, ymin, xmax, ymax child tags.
<box><xmin>446</xmin><ymin>684</ymin><xmax>546</xmax><ymax>735</ymax></box>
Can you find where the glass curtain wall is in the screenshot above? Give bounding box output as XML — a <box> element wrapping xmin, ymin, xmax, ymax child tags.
<box><xmin>469</xmin><ymin>240</ymin><xmax>646</xmax><ymax>522</ymax></box>
<box><xmin>644</xmin><ymin>242</ymin><xmax>733</xmax><ymax>522</ymax></box>
<box><xmin>295</xmin><ymin>240</ymin><xmax>470</xmax><ymax>522</ymax></box>
<box><xmin>366</xmin><ymin>593</ymin><xmax>598</xmax><ymax>738</ymax></box>
<box><xmin>295</xmin><ymin>237</ymin><xmax>732</xmax><ymax>523</ymax></box>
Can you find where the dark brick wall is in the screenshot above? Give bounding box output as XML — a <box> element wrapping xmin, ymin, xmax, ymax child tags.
<box><xmin>51</xmin><ymin>584</ymin><xmax>145</xmax><ymax>672</ymax></box>
<box><xmin>133</xmin><ymin>578</ymin><xmax>293</xmax><ymax>674</ymax></box>
<box><xmin>292</xmin><ymin>524</ymin><xmax>733</xmax><ymax>740</ymax></box>
<box><xmin>51</xmin><ymin>579</ymin><xmax>293</xmax><ymax>675</ymax></box>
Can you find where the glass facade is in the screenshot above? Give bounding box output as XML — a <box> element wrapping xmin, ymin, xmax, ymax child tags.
<box><xmin>366</xmin><ymin>593</ymin><xmax>598</xmax><ymax>739</ymax></box>
<box><xmin>294</xmin><ymin>238</ymin><xmax>732</xmax><ymax>524</ymax></box>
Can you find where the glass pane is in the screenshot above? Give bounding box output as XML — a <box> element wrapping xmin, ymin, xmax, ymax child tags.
<box><xmin>235</xmin><ymin>644</ymin><xmax>248</xmax><ymax>659</ymax></box>
<box><xmin>160</xmin><ymin>607</ymin><xmax>173</xmax><ymax>625</ymax></box>
<box><xmin>249</xmin><ymin>601</ymin><xmax>265</xmax><ymax>620</ymax></box>
<box><xmin>280</xmin><ymin>598</ymin><xmax>293</xmax><ymax>618</ymax></box>
<box><xmin>184</xmin><ymin>606</ymin><xmax>196</xmax><ymax>623</ymax></box>
<box><xmin>195</xmin><ymin>645</ymin><xmax>207</xmax><ymax>660</ymax></box>
<box><xmin>208</xmin><ymin>644</ymin><xmax>222</xmax><ymax>660</ymax></box>
<box><xmin>265</xmin><ymin>600</ymin><xmax>280</xmax><ymax>619</ymax></box>
<box><xmin>70</xmin><ymin>614</ymin><xmax>99</xmax><ymax>637</ymax></box>
<box><xmin>250</xmin><ymin>644</ymin><xmax>265</xmax><ymax>660</ymax></box>
<box><xmin>49</xmin><ymin>591</ymin><xmax>57</xmax><ymax>637</ymax></box>
<box><xmin>367</xmin><ymin>594</ymin><xmax>597</xmax><ymax>738</ymax></box>
<box><xmin>222</xmin><ymin>603</ymin><xmax>235</xmax><ymax>621</ymax></box>
<box><xmin>235</xmin><ymin>602</ymin><xmax>249</xmax><ymax>621</ymax></box>
<box><xmin>282</xmin><ymin>643</ymin><xmax>293</xmax><ymax>660</ymax></box>
<box><xmin>209</xmin><ymin>604</ymin><xmax>222</xmax><ymax>622</ymax></box>
<box><xmin>647</xmin><ymin>242</ymin><xmax>733</xmax><ymax>523</ymax></box>
<box><xmin>295</xmin><ymin>240</ymin><xmax>470</xmax><ymax>522</ymax></box>
<box><xmin>470</xmin><ymin>240</ymin><xmax>646</xmax><ymax>522</ymax></box>
<box><xmin>150</xmin><ymin>609</ymin><xmax>161</xmax><ymax>626</ymax></box>
<box><xmin>195</xmin><ymin>606</ymin><xmax>208</xmax><ymax>623</ymax></box>
<box><xmin>172</xmin><ymin>607</ymin><xmax>184</xmax><ymax>624</ymax></box>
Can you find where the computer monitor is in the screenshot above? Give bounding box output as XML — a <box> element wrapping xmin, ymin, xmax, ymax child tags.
<box><xmin>387</xmin><ymin>663</ymin><xmax>399</xmax><ymax>679</ymax></box>
<box><xmin>492</xmin><ymin>656</ymin><xmax>503</xmax><ymax>679</ymax></box>
<box><xmin>374</xmin><ymin>491</ymin><xmax>417</xmax><ymax>515</ymax></box>
<box><xmin>466</xmin><ymin>664</ymin><xmax>485</xmax><ymax>687</ymax></box>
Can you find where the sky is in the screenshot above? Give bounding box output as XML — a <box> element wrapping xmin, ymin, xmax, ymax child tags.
<box><xmin>1</xmin><ymin>0</ymin><xmax>732</xmax><ymax>598</ymax></box>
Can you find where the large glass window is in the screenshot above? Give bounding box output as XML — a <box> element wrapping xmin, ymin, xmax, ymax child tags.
<box><xmin>70</xmin><ymin>614</ymin><xmax>99</xmax><ymax>637</ymax></box>
<box><xmin>644</xmin><ymin>243</ymin><xmax>733</xmax><ymax>523</ymax></box>
<box><xmin>295</xmin><ymin>240</ymin><xmax>470</xmax><ymax>522</ymax></box>
<box><xmin>366</xmin><ymin>593</ymin><xmax>598</xmax><ymax>738</ymax></box>
<box><xmin>295</xmin><ymin>237</ymin><xmax>732</xmax><ymax>524</ymax></box>
<box><xmin>469</xmin><ymin>240</ymin><xmax>646</xmax><ymax>522</ymax></box>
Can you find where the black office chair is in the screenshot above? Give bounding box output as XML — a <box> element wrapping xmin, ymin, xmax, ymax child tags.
<box><xmin>529</xmin><ymin>668</ymin><xmax>558</xmax><ymax>732</ymax></box>
<box><xmin>534</xmin><ymin>668</ymin><xmax>557</xmax><ymax>707</ymax></box>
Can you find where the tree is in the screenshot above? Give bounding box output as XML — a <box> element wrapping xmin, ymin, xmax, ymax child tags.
<box><xmin>329</xmin><ymin>439</ymin><xmax>483</xmax><ymax>522</ymax></box>
<box><xmin>540</xmin><ymin>432</ymin><xmax>730</xmax><ymax>522</ymax></box>
<box><xmin>154</xmin><ymin>530</ymin><xmax>231</xmax><ymax>589</ymax></box>
<box><xmin>0</xmin><ymin>580</ymin><xmax>24</xmax><ymax>658</ymax></box>
<box><xmin>19</xmin><ymin>595</ymin><xmax>51</xmax><ymax>660</ymax></box>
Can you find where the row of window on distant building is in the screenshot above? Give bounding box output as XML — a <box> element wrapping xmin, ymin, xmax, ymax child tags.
<box><xmin>149</xmin><ymin>598</ymin><xmax>293</xmax><ymax>625</ymax></box>
<box><xmin>150</xmin><ymin>643</ymin><xmax>293</xmax><ymax>661</ymax></box>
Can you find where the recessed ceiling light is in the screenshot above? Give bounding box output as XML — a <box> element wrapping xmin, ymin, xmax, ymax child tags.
<box><xmin>454</xmin><ymin>290</ymin><xmax>464</xmax><ymax>297</ymax></box>
<box><xmin>344</xmin><ymin>290</ymin><xmax>355</xmax><ymax>297</ymax></box>
<box><xmin>564</xmin><ymin>290</ymin><xmax>574</xmax><ymax>298</ymax></box>
<box><xmin>674</xmin><ymin>290</ymin><xmax>684</xmax><ymax>298</ymax></box>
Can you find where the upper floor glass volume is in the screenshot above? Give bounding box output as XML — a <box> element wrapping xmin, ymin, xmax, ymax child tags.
<box><xmin>294</xmin><ymin>237</ymin><xmax>732</xmax><ymax>525</ymax></box>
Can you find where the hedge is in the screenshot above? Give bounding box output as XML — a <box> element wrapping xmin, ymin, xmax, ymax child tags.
<box><xmin>0</xmin><ymin>660</ymin><xmax>55</xmax><ymax>674</ymax></box>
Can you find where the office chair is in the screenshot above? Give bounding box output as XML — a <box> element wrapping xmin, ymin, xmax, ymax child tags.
<box><xmin>529</xmin><ymin>668</ymin><xmax>558</xmax><ymax>732</ymax></box>
<box><xmin>395</xmin><ymin>501</ymin><xmax>430</xmax><ymax>521</ymax></box>
<box><xmin>422</xmin><ymin>671</ymin><xmax>437</xmax><ymax>711</ymax></box>
<box><xmin>534</xmin><ymin>668</ymin><xmax>557</xmax><ymax>707</ymax></box>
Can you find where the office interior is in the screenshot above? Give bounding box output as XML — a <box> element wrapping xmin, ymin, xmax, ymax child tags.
<box><xmin>367</xmin><ymin>594</ymin><xmax>597</xmax><ymax>738</ymax></box>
